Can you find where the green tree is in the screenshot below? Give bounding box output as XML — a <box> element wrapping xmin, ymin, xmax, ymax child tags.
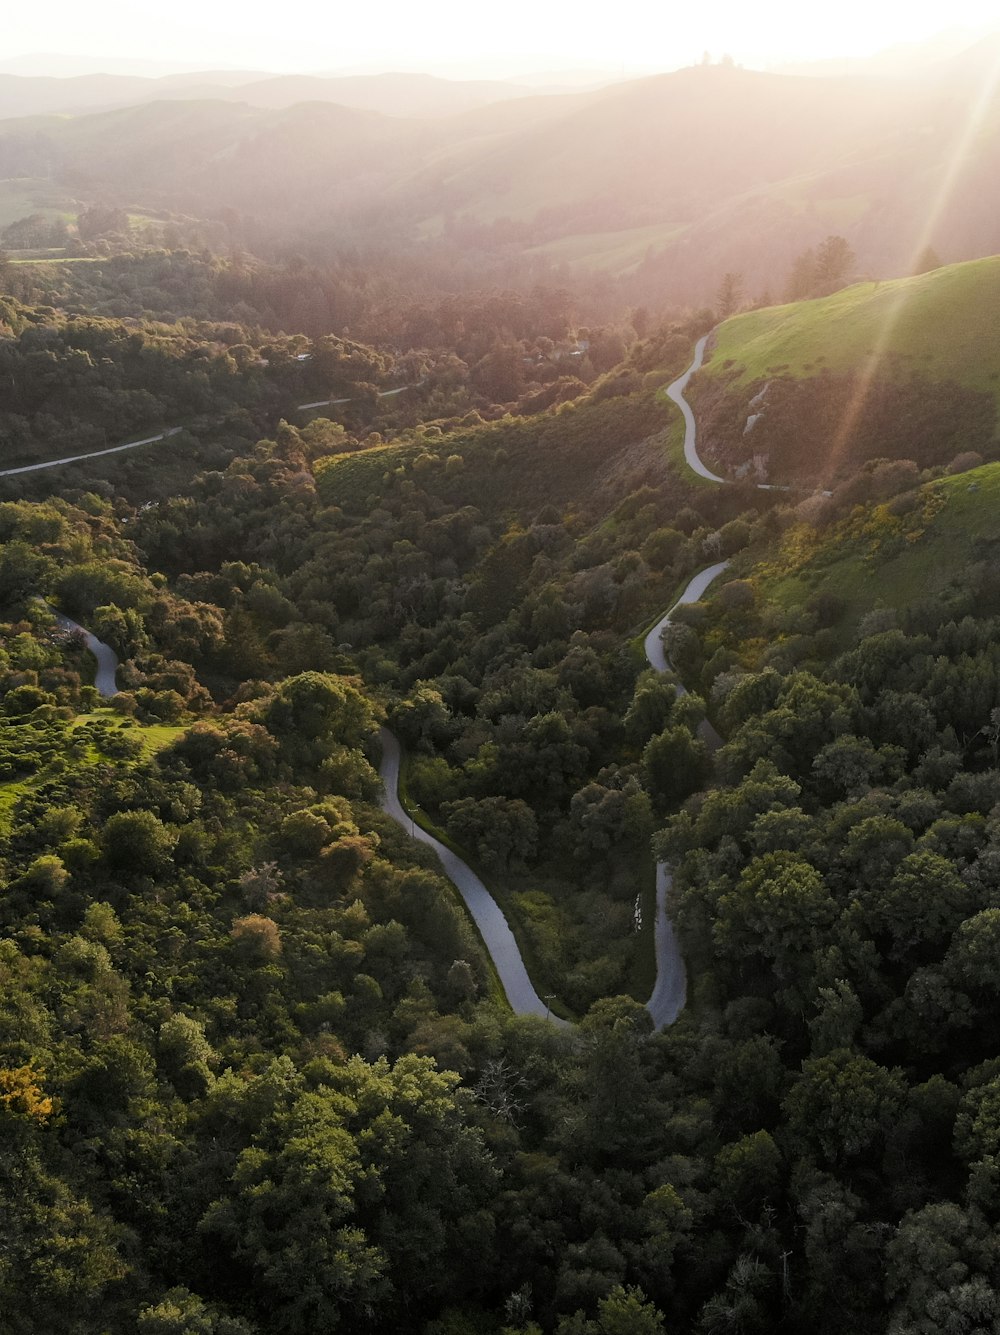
<box><xmin>813</xmin><ymin>235</ymin><xmax>855</xmax><ymax>295</ymax></box>
<box><xmin>101</xmin><ymin>809</ymin><xmax>176</xmax><ymax>875</ymax></box>
<box><xmin>716</xmin><ymin>271</ymin><xmax>745</xmax><ymax>319</ymax></box>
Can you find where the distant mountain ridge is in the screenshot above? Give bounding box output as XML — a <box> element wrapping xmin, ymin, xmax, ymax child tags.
<box><xmin>0</xmin><ymin>68</ymin><xmax>561</xmax><ymax>121</ymax></box>
<box><xmin>1</xmin><ymin>44</ymin><xmax>999</xmax><ymax>306</ymax></box>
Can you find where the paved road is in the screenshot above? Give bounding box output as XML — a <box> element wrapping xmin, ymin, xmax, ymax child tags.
<box><xmin>1</xmin><ymin>382</ymin><xmax>419</xmax><ymax>479</ymax></box>
<box><xmin>641</xmin><ymin>560</ymin><xmax>731</xmax><ymax>1026</ymax></box>
<box><xmin>44</xmin><ymin>605</ymin><xmax>120</xmax><ymax>697</ymax></box>
<box><xmin>642</xmin><ymin>561</ymin><xmax>731</xmax><ymax>675</ymax></box>
<box><xmin>668</xmin><ymin>334</ymin><xmax>829</xmax><ymax>495</ymax></box>
<box><xmin>31</xmin><ymin>341</ymin><xmax>739</xmax><ymax>1028</ymax></box>
<box><xmin>0</xmin><ymin>428</ymin><xmax>184</xmax><ymax>478</ymax></box>
<box><xmin>297</xmin><ymin>383</ymin><xmax>418</xmax><ymax>411</ymax></box>
<box><xmin>666</xmin><ymin>335</ymin><xmax>729</xmax><ymax>484</ymax></box>
<box><xmin>378</xmin><ymin>728</ymin><xmax>569</xmax><ymax>1025</ymax></box>
<box><xmin>378</xmin><ymin>557</ymin><xmax>732</xmax><ymax>1028</ymax></box>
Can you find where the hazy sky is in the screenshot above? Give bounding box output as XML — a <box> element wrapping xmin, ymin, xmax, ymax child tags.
<box><xmin>2</xmin><ymin>0</ymin><xmax>998</xmax><ymax>76</ymax></box>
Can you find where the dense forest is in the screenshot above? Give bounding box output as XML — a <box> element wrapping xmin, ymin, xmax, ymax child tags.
<box><xmin>2</xmin><ymin>35</ymin><xmax>1000</xmax><ymax>1318</ymax></box>
<box><xmin>0</xmin><ymin>243</ymin><xmax>999</xmax><ymax>1335</ymax></box>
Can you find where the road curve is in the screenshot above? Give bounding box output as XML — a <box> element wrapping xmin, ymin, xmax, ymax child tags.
<box><xmin>32</xmin><ymin>343</ymin><xmax>737</xmax><ymax>1028</ymax></box>
<box><xmin>42</xmin><ymin>604</ymin><xmax>120</xmax><ymax>697</ymax></box>
<box><xmin>643</xmin><ymin>560</ymin><xmax>732</xmax><ymax>677</ymax></box>
<box><xmin>667</xmin><ymin>333</ymin><xmax>827</xmax><ymax>496</ymax></box>
<box><xmin>378</xmin><ymin>728</ymin><xmax>569</xmax><ymax>1026</ymax></box>
<box><xmin>378</xmin><ymin>559</ymin><xmax>732</xmax><ymax>1028</ymax></box>
<box><xmin>666</xmin><ymin>335</ymin><xmax>729</xmax><ymax>484</ymax></box>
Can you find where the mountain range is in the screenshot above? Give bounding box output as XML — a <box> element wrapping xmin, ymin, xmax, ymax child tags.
<box><xmin>1</xmin><ymin>39</ymin><xmax>999</xmax><ymax>305</ymax></box>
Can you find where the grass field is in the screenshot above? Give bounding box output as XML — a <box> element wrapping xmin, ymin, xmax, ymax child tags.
<box><xmin>707</xmin><ymin>255</ymin><xmax>1000</xmax><ymax>405</ymax></box>
<box><xmin>524</xmin><ymin>221</ymin><xmax>689</xmax><ymax>276</ymax></box>
<box><xmin>0</xmin><ymin>709</ymin><xmax>186</xmax><ymax>834</ymax></box>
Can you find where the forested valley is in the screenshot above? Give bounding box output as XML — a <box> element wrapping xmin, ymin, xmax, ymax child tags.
<box><xmin>2</xmin><ymin>44</ymin><xmax>1000</xmax><ymax>1331</ymax></box>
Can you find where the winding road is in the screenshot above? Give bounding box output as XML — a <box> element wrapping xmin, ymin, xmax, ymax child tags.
<box><xmin>378</xmin><ymin>553</ymin><xmax>730</xmax><ymax>1027</ymax></box>
<box><xmin>377</xmin><ymin>341</ymin><xmax>737</xmax><ymax>1026</ymax></box>
<box><xmin>379</xmin><ymin>730</ymin><xmax>569</xmax><ymax>1025</ymax></box>
<box><xmin>38</xmin><ymin>602</ymin><xmax>120</xmax><ymax>697</ymax></box>
<box><xmin>37</xmin><ymin>333</ymin><xmax>731</xmax><ymax>1029</ymax></box>
<box><xmin>666</xmin><ymin>334</ymin><xmax>729</xmax><ymax>484</ymax></box>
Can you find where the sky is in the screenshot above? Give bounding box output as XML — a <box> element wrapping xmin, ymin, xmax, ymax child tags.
<box><xmin>1</xmin><ymin>0</ymin><xmax>998</xmax><ymax>78</ymax></box>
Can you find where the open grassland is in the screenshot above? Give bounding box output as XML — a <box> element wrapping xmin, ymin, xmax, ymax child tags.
<box><xmin>707</xmin><ymin>255</ymin><xmax>1000</xmax><ymax>404</ymax></box>
<box><xmin>754</xmin><ymin>462</ymin><xmax>1000</xmax><ymax>637</ymax></box>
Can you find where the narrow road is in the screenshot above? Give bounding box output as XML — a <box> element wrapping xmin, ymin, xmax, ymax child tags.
<box><xmin>376</xmin><ymin>345</ymin><xmax>742</xmax><ymax>1027</ymax></box>
<box><xmin>32</xmin><ymin>338</ymin><xmax>735</xmax><ymax>1029</ymax></box>
<box><xmin>641</xmin><ymin>560</ymin><xmax>730</xmax><ymax>1026</ymax></box>
<box><xmin>378</xmin><ymin>557</ymin><xmax>731</xmax><ymax>1027</ymax></box>
<box><xmin>668</xmin><ymin>334</ymin><xmax>828</xmax><ymax>496</ymax></box>
<box><xmin>378</xmin><ymin>729</ymin><xmax>569</xmax><ymax>1025</ymax></box>
<box><xmin>298</xmin><ymin>383</ymin><xmax>421</xmax><ymax>411</ymax></box>
<box><xmin>1</xmin><ymin>383</ymin><xmax>418</xmax><ymax>479</ymax></box>
<box><xmin>0</xmin><ymin>428</ymin><xmax>184</xmax><ymax>479</ymax></box>
<box><xmin>666</xmin><ymin>334</ymin><xmax>728</xmax><ymax>484</ymax></box>
<box><xmin>642</xmin><ymin>561</ymin><xmax>731</xmax><ymax>675</ymax></box>
<box><xmin>42</xmin><ymin>604</ymin><xmax>120</xmax><ymax>697</ymax></box>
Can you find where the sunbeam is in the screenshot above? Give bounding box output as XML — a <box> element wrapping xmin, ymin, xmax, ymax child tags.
<box><xmin>822</xmin><ymin>44</ymin><xmax>1000</xmax><ymax>485</ymax></box>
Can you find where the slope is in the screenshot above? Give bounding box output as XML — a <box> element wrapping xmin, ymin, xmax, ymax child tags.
<box><xmin>750</xmin><ymin>460</ymin><xmax>1000</xmax><ymax>640</ymax></box>
<box><xmin>687</xmin><ymin>256</ymin><xmax>1000</xmax><ymax>484</ymax></box>
<box><xmin>2</xmin><ymin>51</ymin><xmax>1000</xmax><ymax>301</ymax></box>
<box><xmin>706</xmin><ymin>256</ymin><xmax>1000</xmax><ymax>406</ymax></box>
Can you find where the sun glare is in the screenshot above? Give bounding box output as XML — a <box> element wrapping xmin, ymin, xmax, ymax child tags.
<box><xmin>822</xmin><ymin>39</ymin><xmax>1000</xmax><ymax>484</ymax></box>
<box><xmin>2</xmin><ymin>0</ymin><xmax>999</xmax><ymax>74</ymax></box>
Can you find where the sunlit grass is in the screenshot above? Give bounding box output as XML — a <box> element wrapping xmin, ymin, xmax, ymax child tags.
<box><xmin>755</xmin><ymin>461</ymin><xmax>1000</xmax><ymax>638</ymax></box>
<box><xmin>0</xmin><ymin>709</ymin><xmax>186</xmax><ymax>834</ymax></box>
<box><xmin>706</xmin><ymin>256</ymin><xmax>1000</xmax><ymax>404</ymax></box>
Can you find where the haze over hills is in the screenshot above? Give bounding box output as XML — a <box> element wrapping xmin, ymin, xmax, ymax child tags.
<box><xmin>0</xmin><ymin>68</ymin><xmax>556</xmax><ymax>121</ymax></box>
<box><xmin>2</xmin><ymin>42</ymin><xmax>1000</xmax><ymax>307</ymax></box>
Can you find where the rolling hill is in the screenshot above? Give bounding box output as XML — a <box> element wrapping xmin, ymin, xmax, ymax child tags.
<box><xmin>0</xmin><ymin>68</ymin><xmax>537</xmax><ymax>121</ymax></box>
<box><xmin>0</xmin><ymin>47</ymin><xmax>999</xmax><ymax>305</ymax></box>
<box><xmin>706</xmin><ymin>256</ymin><xmax>1000</xmax><ymax>404</ymax></box>
<box><xmin>687</xmin><ymin>256</ymin><xmax>1000</xmax><ymax>484</ymax></box>
<box><xmin>748</xmin><ymin>459</ymin><xmax>1000</xmax><ymax>640</ymax></box>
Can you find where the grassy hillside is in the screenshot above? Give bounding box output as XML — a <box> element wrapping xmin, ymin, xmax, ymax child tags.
<box><xmin>752</xmin><ymin>461</ymin><xmax>1000</xmax><ymax>636</ymax></box>
<box><xmin>687</xmin><ymin>257</ymin><xmax>1000</xmax><ymax>484</ymax></box>
<box><xmin>707</xmin><ymin>256</ymin><xmax>1000</xmax><ymax>405</ymax></box>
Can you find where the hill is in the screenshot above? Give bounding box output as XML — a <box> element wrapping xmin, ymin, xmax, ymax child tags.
<box><xmin>745</xmin><ymin>460</ymin><xmax>1000</xmax><ymax>642</ymax></box>
<box><xmin>0</xmin><ymin>68</ymin><xmax>534</xmax><ymax>121</ymax></box>
<box><xmin>2</xmin><ymin>50</ymin><xmax>1000</xmax><ymax>305</ymax></box>
<box><xmin>707</xmin><ymin>257</ymin><xmax>1000</xmax><ymax>403</ymax></box>
<box><xmin>687</xmin><ymin>256</ymin><xmax>1000</xmax><ymax>484</ymax></box>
